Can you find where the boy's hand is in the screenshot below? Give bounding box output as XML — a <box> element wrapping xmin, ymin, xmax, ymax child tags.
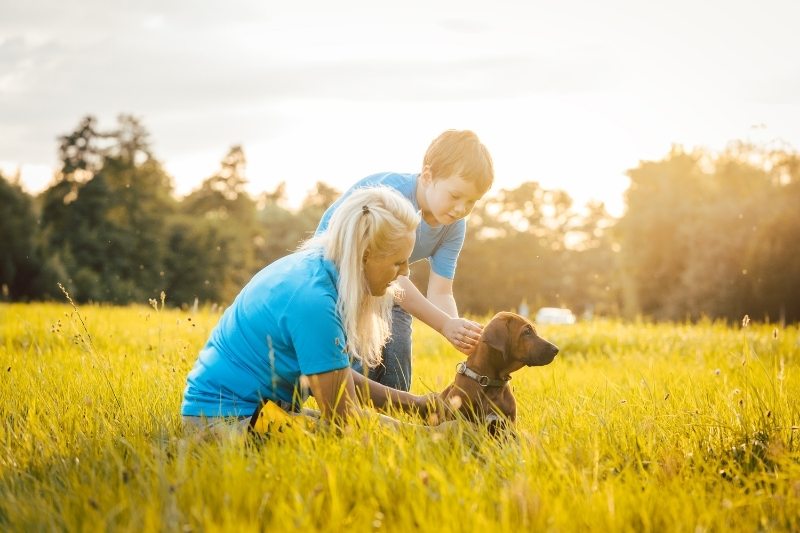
<box><xmin>442</xmin><ymin>318</ymin><xmax>483</xmax><ymax>355</ymax></box>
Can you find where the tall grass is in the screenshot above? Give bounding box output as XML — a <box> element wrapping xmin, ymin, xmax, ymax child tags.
<box><xmin>1</xmin><ymin>303</ymin><xmax>798</xmax><ymax>531</ymax></box>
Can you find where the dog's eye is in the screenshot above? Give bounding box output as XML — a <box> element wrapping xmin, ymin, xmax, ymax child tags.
<box><xmin>523</xmin><ymin>327</ymin><xmax>533</xmax><ymax>336</ymax></box>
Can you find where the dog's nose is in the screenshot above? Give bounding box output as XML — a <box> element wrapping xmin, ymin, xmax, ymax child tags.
<box><xmin>549</xmin><ymin>343</ymin><xmax>559</xmax><ymax>357</ymax></box>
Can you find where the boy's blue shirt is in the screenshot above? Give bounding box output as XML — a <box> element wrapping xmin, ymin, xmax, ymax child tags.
<box><xmin>315</xmin><ymin>172</ymin><xmax>466</xmax><ymax>280</ymax></box>
<box><xmin>181</xmin><ymin>249</ymin><xmax>350</xmax><ymax>417</ymax></box>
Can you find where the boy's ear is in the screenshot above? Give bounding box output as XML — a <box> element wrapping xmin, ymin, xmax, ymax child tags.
<box><xmin>420</xmin><ymin>165</ymin><xmax>433</xmax><ymax>184</ymax></box>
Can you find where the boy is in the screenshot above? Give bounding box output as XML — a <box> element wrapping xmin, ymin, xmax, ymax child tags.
<box><xmin>316</xmin><ymin>130</ymin><xmax>494</xmax><ymax>391</ymax></box>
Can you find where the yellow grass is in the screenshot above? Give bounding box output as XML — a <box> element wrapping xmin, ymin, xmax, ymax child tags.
<box><xmin>1</xmin><ymin>302</ymin><xmax>799</xmax><ymax>531</ymax></box>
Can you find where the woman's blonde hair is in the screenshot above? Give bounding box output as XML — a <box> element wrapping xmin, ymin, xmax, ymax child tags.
<box><xmin>302</xmin><ymin>187</ymin><xmax>420</xmax><ymax>367</ymax></box>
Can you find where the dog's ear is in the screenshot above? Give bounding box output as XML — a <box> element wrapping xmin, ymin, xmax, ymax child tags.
<box><xmin>481</xmin><ymin>315</ymin><xmax>509</xmax><ymax>358</ymax></box>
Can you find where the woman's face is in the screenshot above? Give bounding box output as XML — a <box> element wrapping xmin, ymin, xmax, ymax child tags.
<box><xmin>363</xmin><ymin>230</ymin><xmax>416</xmax><ymax>296</ymax></box>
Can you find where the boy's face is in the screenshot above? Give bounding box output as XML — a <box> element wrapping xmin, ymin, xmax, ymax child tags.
<box><xmin>421</xmin><ymin>172</ymin><xmax>486</xmax><ymax>226</ymax></box>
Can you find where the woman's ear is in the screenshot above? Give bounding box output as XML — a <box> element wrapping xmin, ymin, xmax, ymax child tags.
<box><xmin>362</xmin><ymin>248</ymin><xmax>370</xmax><ymax>264</ymax></box>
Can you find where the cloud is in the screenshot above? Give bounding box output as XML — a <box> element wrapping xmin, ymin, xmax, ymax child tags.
<box><xmin>0</xmin><ymin>6</ymin><xmax>622</xmax><ymax>166</ymax></box>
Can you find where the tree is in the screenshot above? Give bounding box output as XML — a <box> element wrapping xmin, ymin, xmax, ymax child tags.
<box><xmin>615</xmin><ymin>147</ymin><xmax>708</xmax><ymax>318</ymax></box>
<box><xmin>744</xmin><ymin>158</ymin><xmax>800</xmax><ymax>322</ymax></box>
<box><xmin>0</xmin><ymin>172</ymin><xmax>38</xmax><ymax>299</ymax></box>
<box><xmin>109</xmin><ymin>114</ymin><xmax>152</xmax><ymax>165</ymax></box>
<box><xmin>615</xmin><ymin>143</ymin><xmax>788</xmax><ymax>321</ymax></box>
<box><xmin>39</xmin><ymin>115</ymin><xmax>176</xmax><ymax>303</ymax></box>
<box><xmin>57</xmin><ymin>115</ymin><xmax>104</xmax><ymax>179</ymax></box>
<box><xmin>182</xmin><ymin>146</ymin><xmax>253</xmax><ymax>222</ymax></box>
<box><xmin>176</xmin><ymin>146</ymin><xmax>260</xmax><ymax>304</ymax></box>
<box><xmin>162</xmin><ymin>216</ymin><xmax>232</xmax><ymax>306</ymax></box>
<box><xmin>451</xmin><ymin>182</ymin><xmax>584</xmax><ymax>315</ymax></box>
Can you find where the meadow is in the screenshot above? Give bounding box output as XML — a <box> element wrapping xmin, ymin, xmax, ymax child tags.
<box><xmin>1</xmin><ymin>302</ymin><xmax>799</xmax><ymax>532</ymax></box>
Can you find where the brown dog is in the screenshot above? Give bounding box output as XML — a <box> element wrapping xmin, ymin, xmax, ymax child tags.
<box><xmin>439</xmin><ymin>311</ymin><xmax>559</xmax><ymax>428</ymax></box>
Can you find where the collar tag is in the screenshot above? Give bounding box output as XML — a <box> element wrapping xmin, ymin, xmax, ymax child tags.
<box><xmin>455</xmin><ymin>361</ymin><xmax>510</xmax><ymax>388</ymax></box>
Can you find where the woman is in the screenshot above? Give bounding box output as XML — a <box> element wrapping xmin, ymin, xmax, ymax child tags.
<box><xmin>181</xmin><ymin>186</ymin><xmax>437</xmax><ymax>429</ymax></box>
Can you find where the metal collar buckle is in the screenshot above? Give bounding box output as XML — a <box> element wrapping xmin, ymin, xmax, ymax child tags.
<box><xmin>455</xmin><ymin>361</ymin><xmax>510</xmax><ymax>388</ymax></box>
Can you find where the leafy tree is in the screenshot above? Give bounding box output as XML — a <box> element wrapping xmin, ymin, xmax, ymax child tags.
<box><xmin>559</xmin><ymin>201</ymin><xmax>623</xmax><ymax>317</ymax></box>
<box><xmin>57</xmin><ymin>115</ymin><xmax>105</xmax><ymax>178</ymax></box>
<box><xmin>615</xmin><ymin>147</ymin><xmax>708</xmax><ymax>318</ymax></box>
<box><xmin>0</xmin><ymin>172</ymin><xmax>38</xmax><ymax>299</ymax></box>
<box><xmin>175</xmin><ymin>146</ymin><xmax>260</xmax><ymax>304</ymax></box>
<box><xmin>257</xmin><ymin>193</ymin><xmax>309</xmax><ymax>266</ymax></box>
<box><xmin>255</xmin><ymin>181</ymin><xmax>341</xmax><ymax>270</ymax></box>
<box><xmin>615</xmin><ymin>143</ymin><xmax>793</xmax><ymax>321</ymax></box>
<box><xmin>296</xmin><ymin>181</ymin><xmax>341</xmax><ymax>231</ymax></box>
<box><xmin>162</xmin><ymin>216</ymin><xmax>232</xmax><ymax>306</ymax></box>
<box><xmin>182</xmin><ymin>146</ymin><xmax>251</xmax><ymax>220</ymax></box>
<box><xmin>39</xmin><ymin>115</ymin><xmax>176</xmax><ymax>303</ymax></box>
<box><xmin>744</xmin><ymin>154</ymin><xmax>800</xmax><ymax>322</ymax></box>
<box><xmin>109</xmin><ymin>114</ymin><xmax>152</xmax><ymax>165</ymax></box>
<box><xmin>451</xmin><ymin>182</ymin><xmax>582</xmax><ymax>315</ymax></box>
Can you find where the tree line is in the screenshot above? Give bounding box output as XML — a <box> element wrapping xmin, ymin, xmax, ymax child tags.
<box><xmin>2</xmin><ymin>115</ymin><xmax>798</xmax><ymax>323</ymax></box>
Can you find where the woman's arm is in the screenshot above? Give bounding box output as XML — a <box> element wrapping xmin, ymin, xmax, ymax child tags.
<box><xmin>306</xmin><ymin>368</ymin><xmax>447</xmax><ymax>428</ymax></box>
<box><xmin>305</xmin><ymin>368</ymin><xmax>360</xmax><ymax>422</ymax></box>
<box><xmin>349</xmin><ymin>368</ymin><xmax>439</xmax><ymax>416</ymax></box>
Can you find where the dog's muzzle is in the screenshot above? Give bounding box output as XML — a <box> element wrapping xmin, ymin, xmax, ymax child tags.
<box><xmin>526</xmin><ymin>342</ymin><xmax>559</xmax><ymax>366</ymax></box>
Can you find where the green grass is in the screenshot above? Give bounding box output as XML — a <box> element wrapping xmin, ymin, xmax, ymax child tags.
<box><xmin>1</xmin><ymin>302</ymin><xmax>799</xmax><ymax>531</ymax></box>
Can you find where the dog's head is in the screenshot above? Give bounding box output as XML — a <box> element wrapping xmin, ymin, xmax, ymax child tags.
<box><xmin>480</xmin><ymin>311</ymin><xmax>559</xmax><ymax>367</ymax></box>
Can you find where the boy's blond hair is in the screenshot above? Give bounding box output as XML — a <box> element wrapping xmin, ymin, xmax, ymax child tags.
<box><xmin>422</xmin><ymin>130</ymin><xmax>494</xmax><ymax>192</ymax></box>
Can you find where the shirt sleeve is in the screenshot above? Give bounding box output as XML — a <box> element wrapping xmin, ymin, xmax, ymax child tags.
<box><xmin>429</xmin><ymin>219</ymin><xmax>467</xmax><ymax>280</ymax></box>
<box><xmin>315</xmin><ymin>197</ymin><xmax>344</xmax><ymax>235</ymax></box>
<box><xmin>315</xmin><ymin>173</ymin><xmax>407</xmax><ymax>236</ymax></box>
<box><xmin>314</xmin><ymin>176</ymin><xmax>370</xmax><ymax>235</ymax></box>
<box><xmin>284</xmin><ymin>287</ymin><xmax>350</xmax><ymax>375</ymax></box>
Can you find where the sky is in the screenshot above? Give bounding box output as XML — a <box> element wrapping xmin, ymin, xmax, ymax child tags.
<box><xmin>2</xmin><ymin>0</ymin><xmax>799</xmax><ymax>216</ymax></box>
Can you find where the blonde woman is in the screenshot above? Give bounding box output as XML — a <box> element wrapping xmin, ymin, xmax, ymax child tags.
<box><xmin>181</xmin><ymin>187</ymin><xmax>436</xmax><ymax>428</ymax></box>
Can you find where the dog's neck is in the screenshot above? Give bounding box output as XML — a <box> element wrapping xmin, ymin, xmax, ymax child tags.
<box><xmin>464</xmin><ymin>345</ymin><xmax>524</xmax><ymax>384</ymax></box>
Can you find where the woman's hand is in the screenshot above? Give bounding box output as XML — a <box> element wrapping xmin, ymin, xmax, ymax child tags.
<box><xmin>412</xmin><ymin>392</ymin><xmax>448</xmax><ymax>425</ymax></box>
<box><xmin>441</xmin><ymin>318</ymin><xmax>483</xmax><ymax>355</ymax></box>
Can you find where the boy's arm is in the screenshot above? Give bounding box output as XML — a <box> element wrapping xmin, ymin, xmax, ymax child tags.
<box><xmin>426</xmin><ymin>271</ymin><xmax>458</xmax><ymax>317</ymax></box>
<box><xmin>395</xmin><ymin>275</ymin><xmax>482</xmax><ymax>355</ymax></box>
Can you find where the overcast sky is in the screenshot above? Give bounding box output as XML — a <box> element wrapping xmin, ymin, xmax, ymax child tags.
<box><xmin>2</xmin><ymin>0</ymin><xmax>799</xmax><ymax>215</ymax></box>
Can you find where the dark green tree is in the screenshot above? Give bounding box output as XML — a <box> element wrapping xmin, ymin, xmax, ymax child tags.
<box><xmin>39</xmin><ymin>115</ymin><xmax>176</xmax><ymax>303</ymax></box>
<box><xmin>175</xmin><ymin>146</ymin><xmax>260</xmax><ymax>304</ymax></box>
<box><xmin>0</xmin><ymin>172</ymin><xmax>39</xmax><ymax>299</ymax></box>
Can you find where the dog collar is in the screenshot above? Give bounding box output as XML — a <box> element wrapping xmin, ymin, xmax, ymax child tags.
<box><xmin>456</xmin><ymin>361</ymin><xmax>510</xmax><ymax>388</ymax></box>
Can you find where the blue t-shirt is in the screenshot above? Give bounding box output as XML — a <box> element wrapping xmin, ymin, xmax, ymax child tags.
<box><xmin>316</xmin><ymin>172</ymin><xmax>466</xmax><ymax>280</ymax></box>
<box><xmin>181</xmin><ymin>249</ymin><xmax>350</xmax><ymax>417</ymax></box>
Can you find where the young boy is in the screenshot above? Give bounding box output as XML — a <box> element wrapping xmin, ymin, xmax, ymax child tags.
<box><xmin>316</xmin><ymin>130</ymin><xmax>494</xmax><ymax>391</ymax></box>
